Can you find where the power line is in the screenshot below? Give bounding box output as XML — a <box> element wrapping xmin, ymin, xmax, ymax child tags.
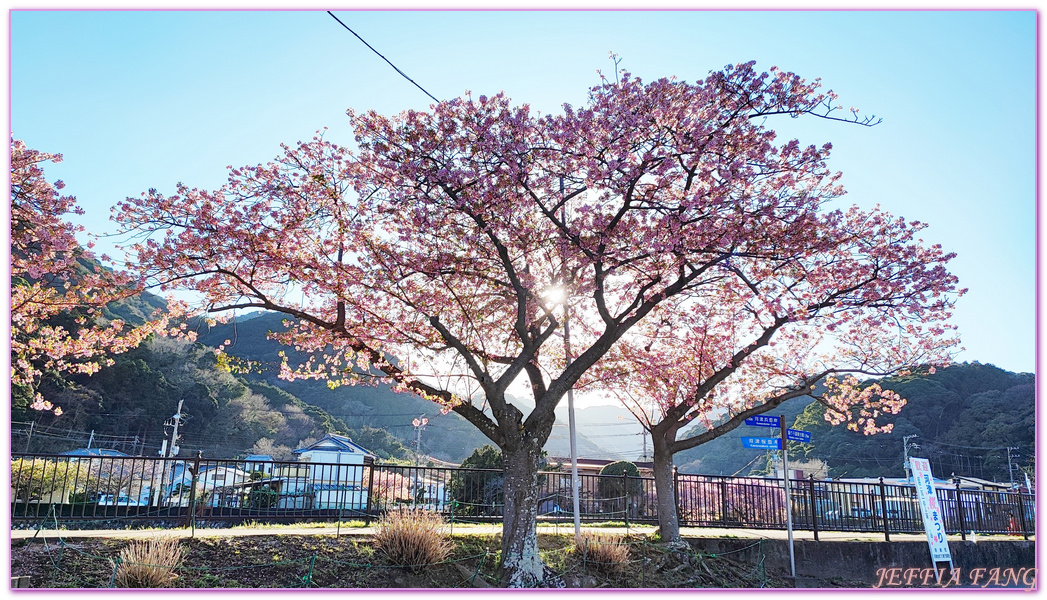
<box><xmin>325</xmin><ymin>11</ymin><xmax>440</xmax><ymax>104</ymax></box>
<box><xmin>925</xmin><ymin>440</ymin><xmax>1020</xmax><ymax>451</ymax></box>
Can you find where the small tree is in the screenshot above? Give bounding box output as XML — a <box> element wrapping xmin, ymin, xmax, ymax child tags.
<box><xmin>10</xmin><ymin>458</ymin><xmax>86</xmax><ymax>504</ymax></box>
<box><xmin>369</xmin><ymin>469</ymin><xmax>415</xmax><ymax>506</ymax></box>
<box><xmin>247</xmin><ymin>486</ymin><xmax>279</xmax><ymax>509</ymax></box>
<box><xmin>671</xmin><ymin>476</ymin><xmax>786</xmax><ymax>526</ymax></box>
<box><xmin>447</xmin><ymin>445</ymin><xmax>504</xmax><ymax>516</ymax></box>
<box><xmin>118</xmin><ymin>61</ymin><xmax>905</xmax><ymax>585</ymax></box>
<box><xmin>596</xmin><ymin>461</ymin><xmax>642</xmax><ymax>518</ymax></box>
<box><xmin>593</xmin><ymin>241</ymin><xmax>959</xmax><ymax>541</ymax></box>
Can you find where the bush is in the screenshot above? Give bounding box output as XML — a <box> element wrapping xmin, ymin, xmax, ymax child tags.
<box><xmin>248</xmin><ymin>487</ymin><xmax>278</xmax><ymax>509</ymax></box>
<box><xmin>113</xmin><ymin>537</ymin><xmax>185</xmax><ymax>587</ymax></box>
<box><xmin>597</xmin><ymin>461</ymin><xmax>642</xmax><ymax>517</ymax></box>
<box><xmin>446</xmin><ymin>445</ymin><xmax>503</xmax><ymax>516</ymax></box>
<box><xmin>372</xmin><ymin>508</ymin><xmax>451</xmax><ymax>571</ymax></box>
<box><xmin>575</xmin><ymin>532</ymin><xmax>629</xmax><ymax>573</ymax></box>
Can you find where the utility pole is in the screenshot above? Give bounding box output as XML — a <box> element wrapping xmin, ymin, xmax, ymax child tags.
<box><xmin>153</xmin><ymin>399</ymin><xmax>183</xmax><ymax>507</ymax></box>
<box><xmin>412</xmin><ymin>416</ymin><xmax>428</xmax><ymax>466</ymax></box>
<box><xmin>168</xmin><ymin>399</ymin><xmax>184</xmax><ymax>458</ymax></box>
<box><xmin>903</xmin><ymin>435</ymin><xmax>919</xmax><ymax>482</ymax></box>
<box><xmin>1007</xmin><ymin>447</ymin><xmax>1018</xmax><ymax>489</ymax></box>
<box><xmin>24</xmin><ymin>422</ymin><xmax>34</xmax><ymax>453</ymax></box>
<box><xmin>564</xmin><ymin>296</ymin><xmax>582</xmax><ymax>542</ymax></box>
<box><xmin>86</xmin><ymin>430</ymin><xmax>95</xmax><ymax>450</ymax></box>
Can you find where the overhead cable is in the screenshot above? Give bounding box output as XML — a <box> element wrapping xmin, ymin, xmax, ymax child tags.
<box><xmin>325</xmin><ymin>11</ymin><xmax>440</xmax><ymax>104</ymax></box>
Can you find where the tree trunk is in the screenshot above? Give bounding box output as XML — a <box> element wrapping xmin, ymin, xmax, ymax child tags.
<box><xmin>499</xmin><ymin>438</ymin><xmax>548</xmax><ymax>587</ymax></box>
<box><xmin>652</xmin><ymin>436</ymin><xmax>681</xmax><ymax>543</ymax></box>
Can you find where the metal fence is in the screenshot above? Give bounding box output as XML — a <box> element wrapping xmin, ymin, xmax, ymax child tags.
<box><xmin>9</xmin><ymin>453</ymin><xmax>1034</xmax><ymax>540</ymax></box>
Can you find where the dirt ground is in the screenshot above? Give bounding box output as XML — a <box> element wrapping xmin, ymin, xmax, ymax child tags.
<box><xmin>10</xmin><ymin>531</ymin><xmax>854</xmax><ymax>589</ymax></box>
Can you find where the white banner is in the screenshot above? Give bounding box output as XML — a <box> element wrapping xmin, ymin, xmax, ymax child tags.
<box><xmin>910</xmin><ymin>457</ymin><xmax>953</xmax><ymax>564</ymax></box>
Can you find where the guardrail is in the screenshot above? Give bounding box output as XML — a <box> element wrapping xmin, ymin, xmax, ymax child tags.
<box><xmin>9</xmin><ymin>453</ymin><xmax>1034</xmax><ymax>540</ymax></box>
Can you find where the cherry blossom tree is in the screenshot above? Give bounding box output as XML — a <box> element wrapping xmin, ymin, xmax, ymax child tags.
<box><xmin>10</xmin><ymin>138</ymin><xmax>173</xmax><ymax>415</ymax></box>
<box><xmin>587</xmin><ymin>202</ymin><xmax>961</xmax><ymax>542</ymax></box>
<box><xmin>116</xmin><ymin>61</ymin><xmax>917</xmax><ymax>585</ymax></box>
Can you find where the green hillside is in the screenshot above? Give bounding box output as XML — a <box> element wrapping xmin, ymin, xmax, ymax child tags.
<box><xmin>676</xmin><ymin>363</ymin><xmax>1034</xmax><ymax>482</ymax></box>
<box><xmin>674</xmin><ymin>395</ymin><xmax>814</xmax><ymax>476</ymax></box>
<box><xmin>17</xmin><ymin>334</ymin><xmax>400</xmax><ymax>460</ymax></box>
<box><xmin>792</xmin><ymin>363</ymin><xmax>1034</xmax><ymax>482</ymax></box>
<box><xmin>192</xmin><ymin>312</ymin><xmax>492</xmax><ymax>462</ymax></box>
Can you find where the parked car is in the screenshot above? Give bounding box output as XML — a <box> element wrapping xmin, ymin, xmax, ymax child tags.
<box><xmin>97</xmin><ymin>494</ymin><xmax>144</xmax><ymax>506</ymax></box>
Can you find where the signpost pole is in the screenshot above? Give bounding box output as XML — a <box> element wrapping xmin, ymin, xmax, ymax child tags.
<box><xmin>910</xmin><ymin>457</ymin><xmax>954</xmax><ymax>582</ymax></box>
<box><xmin>743</xmin><ymin>414</ymin><xmax>808</xmax><ymax>580</ymax></box>
<box><xmin>780</xmin><ymin>414</ymin><xmax>795</xmax><ymax>579</ymax></box>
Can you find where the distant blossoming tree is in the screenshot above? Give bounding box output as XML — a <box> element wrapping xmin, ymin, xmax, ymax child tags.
<box><xmin>587</xmin><ymin>201</ymin><xmax>961</xmax><ymax>541</ymax></box>
<box><xmin>114</xmin><ymin>61</ymin><xmax>954</xmax><ymax>585</ymax></box>
<box><xmin>10</xmin><ymin>138</ymin><xmax>174</xmax><ymax>415</ymax></box>
<box><xmin>670</xmin><ymin>476</ymin><xmax>787</xmax><ymax>526</ymax></box>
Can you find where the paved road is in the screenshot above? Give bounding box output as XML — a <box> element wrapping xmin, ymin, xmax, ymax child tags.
<box><xmin>12</xmin><ymin>524</ymin><xmax>1027</xmax><ymax>543</ymax></box>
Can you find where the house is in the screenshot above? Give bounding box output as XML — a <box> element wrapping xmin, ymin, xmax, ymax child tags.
<box><xmin>293</xmin><ymin>434</ymin><xmax>377</xmax><ymax>510</ymax></box>
<box><xmin>244</xmin><ymin>454</ymin><xmax>276</xmax><ymax>475</ymax></box>
<box><xmin>57</xmin><ymin>448</ymin><xmax>151</xmax><ymax>503</ymax></box>
<box><xmin>166</xmin><ymin>463</ymin><xmax>251</xmax><ymax>506</ymax></box>
<box><xmin>545</xmin><ymin>457</ymin><xmax>655</xmax><ymax>478</ymax></box>
<box><xmin>272</xmin><ymin>463</ymin><xmax>312</xmax><ymax>509</ymax></box>
<box><xmin>60</xmin><ymin>448</ymin><xmax>130</xmax><ymax>457</ymax></box>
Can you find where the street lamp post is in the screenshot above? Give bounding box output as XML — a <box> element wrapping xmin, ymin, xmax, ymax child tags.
<box><xmin>559</xmin><ymin>175</ymin><xmax>581</xmax><ymax>541</ymax></box>
<box><xmin>564</xmin><ymin>302</ymin><xmax>581</xmax><ymax>541</ymax></box>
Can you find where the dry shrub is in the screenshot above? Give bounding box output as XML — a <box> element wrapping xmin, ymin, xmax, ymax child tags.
<box><xmin>373</xmin><ymin>508</ymin><xmax>452</xmax><ymax>570</ymax></box>
<box><xmin>575</xmin><ymin>532</ymin><xmax>630</xmax><ymax>573</ymax></box>
<box><xmin>113</xmin><ymin>537</ymin><xmax>185</xmax><ymax>587</ymax></box>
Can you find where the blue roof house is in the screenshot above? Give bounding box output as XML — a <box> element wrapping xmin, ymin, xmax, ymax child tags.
<box><xmin>292</xmin><ymin>434</ymin><xmax>376</xmax><ymax>510</ymax></box>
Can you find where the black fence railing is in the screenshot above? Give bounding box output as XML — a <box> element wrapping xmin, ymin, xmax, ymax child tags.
<box><xmin>9</xmin><ymin>453</ymin><xmax>1035</xmax><ymax>539</ymax></box>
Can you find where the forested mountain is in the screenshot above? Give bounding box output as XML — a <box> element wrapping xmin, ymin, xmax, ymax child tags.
<box><xmin>675</xmin><ymin>363</ymin><xmax>1034</xmax><ymax>483</ymax></box>
<box><xmin>191</xmin><ymin>312</ymin><xmax>492</xmax><ymax>462</ymax></box>
<box><xmin>15</xmin><ymin>334</ymin><xmax>408</xmax><ymax>460</ymax></box>
<box><xmin>13</xmin><ymin>291</ymin><xmax>409</xmax><ymax>461</ymax></box>
<box><xmin>792</xmin><ymin>362</ymin><xmax>1034</xmax><ymax>482</ymax></box>
<box><xmin>674</xmin><ymin>395</ymin><xmax>814</xmax><ymax>476</ymax></box>
<box><xmin>17</xmin><ymin>292</ymin><xmax>1033</xmax><ymax>478</ymax></box>
<box><xmin>192</xmin><ymin>311</ymin><xmax>617</xmax><ymax>462</ymax></box>
<box><xmin>16</xmin><ymin>302</ymin><xmax>615</xmax><ymax>463</ymax></box>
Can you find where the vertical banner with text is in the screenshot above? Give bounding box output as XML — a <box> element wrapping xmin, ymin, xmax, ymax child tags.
<box><xmin>910</xmin><ymin>457</ymin><xmax>953</xmax><ymax>568</ymax></box>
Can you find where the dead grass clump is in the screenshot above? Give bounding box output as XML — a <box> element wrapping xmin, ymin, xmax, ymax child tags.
<box><xmin>373</xmin><ymin>508</ymin><xmax>452</xmax><ymax>571</ymax></box>
<box><xmin>113</xmin><ymin>537</ymin><xmax>185</xmax><ymax>587</ymax></box>
<box><xmin>575</xmin><ymin>532</ymin><xmax>630</xmax><ymax>573</ymax></box>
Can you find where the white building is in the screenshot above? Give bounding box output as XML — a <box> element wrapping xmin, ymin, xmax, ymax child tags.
<box><xmin>292</xmin><ymin>434</ymin><xmax>376</xmax><ymax>510</ymax></box>
<box><xmin>244</xmin><ymin>454</ymin><xmax>276</xmax><ymax>475</ymax></box>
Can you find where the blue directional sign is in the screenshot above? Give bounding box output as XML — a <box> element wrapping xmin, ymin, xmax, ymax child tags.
<box><xmin>786</xmin><ymin>429</ymin><xmax>812</xmax><ymax>443</ymax></box>
<box><xmin>741</xmin><ymin>437</ymin><xmax>782</xmax><ymax>450</ymax></box>
<box><xmin>744</xmin><ymin>415</ymin><xmax>781</xmax><ymax>428</ymax></box>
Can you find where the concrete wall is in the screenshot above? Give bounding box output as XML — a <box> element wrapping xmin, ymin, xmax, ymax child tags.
<box><xmin>689</xmin><ymin>538</ymin><xmax>1036</xmax><ymax>587</ymax></box>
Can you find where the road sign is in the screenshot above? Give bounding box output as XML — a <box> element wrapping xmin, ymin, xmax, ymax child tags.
<box><xmin>786</xmin><ymin>429</ymin><xmax>812</xmax><ymax>443</ymax></box>
<box><xmin>741</xmin><ymin>436</ymin><xmax>782</xmax><ymax>450</ymax></box>
<box><xmin>744</xmin><ymin>415</ymin><xmax>781</xmax><ymax>428</ymax></box>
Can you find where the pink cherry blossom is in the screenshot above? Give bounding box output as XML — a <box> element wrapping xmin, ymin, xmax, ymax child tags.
<box><xmin>11</xmin><ymin>137</ymin><xmax>178</xmax><ymax>415</ymax></box>
<box><xmin>114</xmin><ymin>64</ymin><xmax>954</xmax><ymax>584</ymax></box>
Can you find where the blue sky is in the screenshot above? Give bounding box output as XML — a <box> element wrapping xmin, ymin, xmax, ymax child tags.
<box><xmin>10</xmin><ymin>9</ymin><xmax>1037</xmax><ymax>375</ymax></box>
